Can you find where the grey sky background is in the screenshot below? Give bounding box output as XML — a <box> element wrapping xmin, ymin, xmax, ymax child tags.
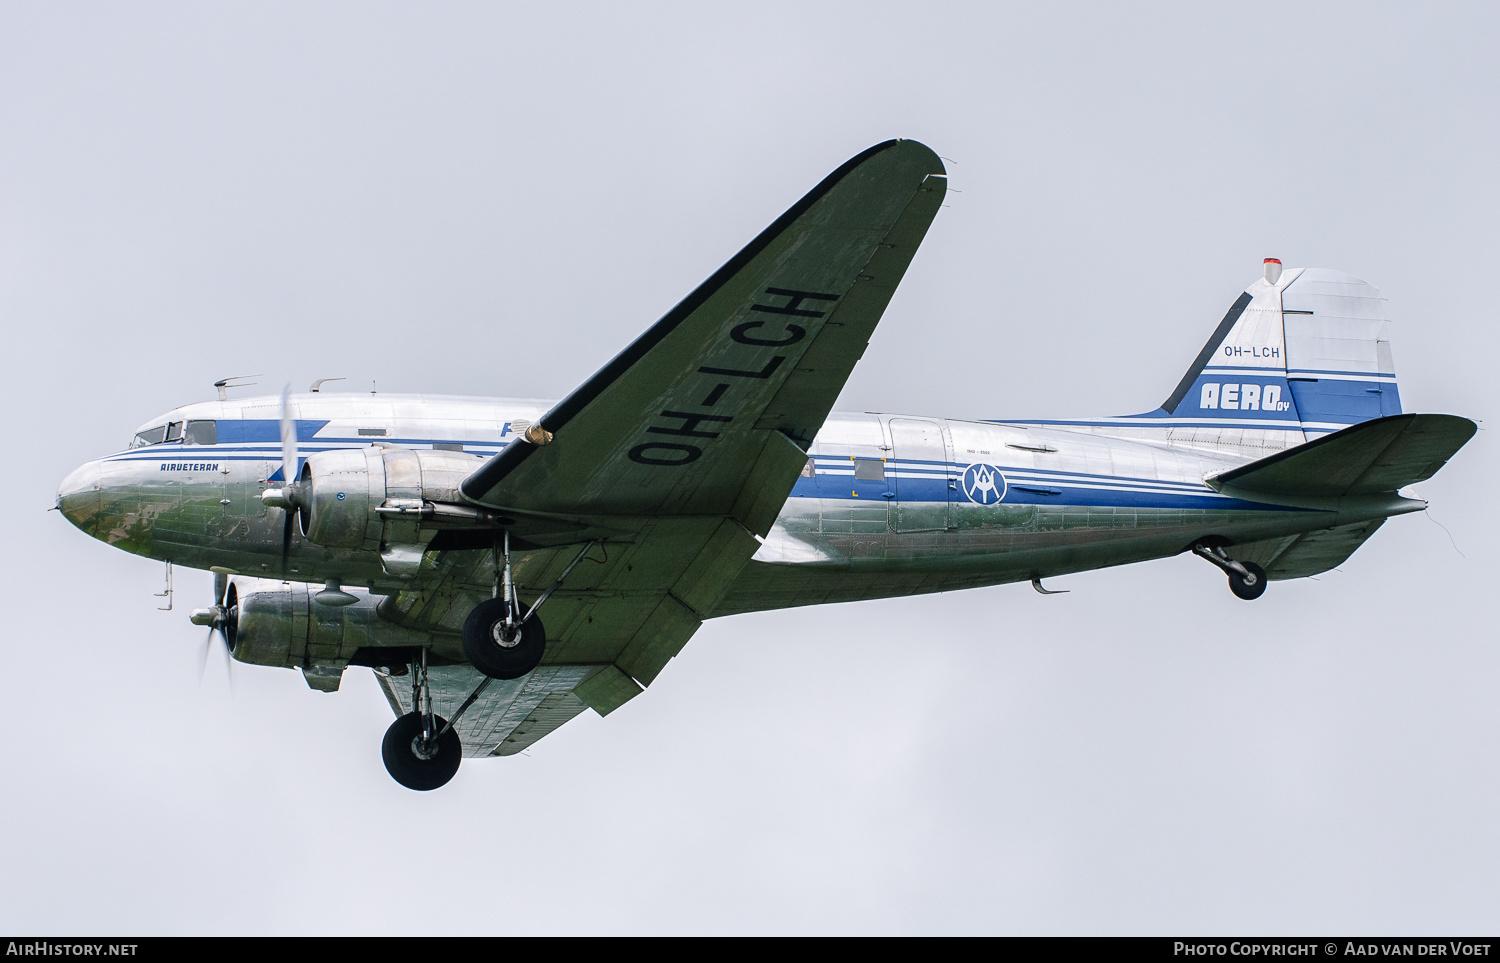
<box><xmin>2</xmin><ymin>2</ymin><xmax>1496</xmax><ymax>935</ymax></box>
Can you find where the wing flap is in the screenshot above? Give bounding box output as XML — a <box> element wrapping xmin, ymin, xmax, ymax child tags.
<box><xmin>491</xmin><ymin>691</ymin><xmax>592</xmax><ymax>756</ymax></box>
<box><xmin>729</xmin><ymin>429</ymin><xmax>817</xmax><ymax>537</ymax></box>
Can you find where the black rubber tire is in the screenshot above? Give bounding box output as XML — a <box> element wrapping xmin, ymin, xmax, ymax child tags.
<box><xmin>1229</xmin><ymin>561</ymin><xmax>1268</xmax><ymax>601</ymax></box>
<box><xmin>381</xmin><ymin>712</ymin><xmax>462</xmax><ymax>791</ymax></box>
<box><xmin>462</xmin><ymin>597</ymin><xmax>545</xmax><ymax>680</ymax></box>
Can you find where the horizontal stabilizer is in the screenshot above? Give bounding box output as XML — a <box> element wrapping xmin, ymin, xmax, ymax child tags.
<box><xmin>1227</xmin><ymin>519</ymin><xmax>1386</xmax><ymax>580</ymax></box>
<box><xmin>1207</xmin><ymin>413</ymin><xmax>1476</xmax><ymax>498</ymax></box>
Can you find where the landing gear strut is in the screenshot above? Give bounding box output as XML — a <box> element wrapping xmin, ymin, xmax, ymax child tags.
<box><xmin>1193</xmin><ymin>542</ymin><xmax>1268</xmax><ymax>600</ymax></box>
<box><xmin>463</xmin><ymin>531</ymin><xmax>546</xmax><ymax>679</ymax></box>
<box><xmin>461</xmin><ymin>533</ymin><xmax>596</xmax><ymax>680</ymax></box>
<box><xmin>382</xmin><ymin>648</ymin><xmax>461</xmax><ymax>791</ymax></box>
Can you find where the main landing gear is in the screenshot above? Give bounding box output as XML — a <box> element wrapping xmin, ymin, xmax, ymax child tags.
<box><xmin>461</xmin><ymin>533</ymin><xmax>597</xmax><ymax>681</ymax></box>
<box><xmin>383</xmin><ymin>648</ymin><xmax>462</xmax><ymax>791</ymax></box>
<box><xmin>463</xmin><ymin>531</ymin><xmax>546</xmax><ymax>679</ymax></box>
<box><xmin>381</xmin><ymin>534</ymin><xmax>600</xmax><ymax>789</ymax></box>
<box><xmin>1193</xmin><ymin>542</ymin><xmax>1268</xmax><ymax>600</ymax></box>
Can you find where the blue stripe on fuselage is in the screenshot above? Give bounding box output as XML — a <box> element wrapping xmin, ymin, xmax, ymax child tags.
<box><xmin>109</xmin><ymin>420</ymin><xmax>1292</xmax><ymax>512</ymax></box>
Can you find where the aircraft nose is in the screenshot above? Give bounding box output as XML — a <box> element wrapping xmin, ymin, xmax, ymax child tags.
<box><xmin>57</xmin><ymin>460</ymin><xmax>102</xmax><ymax>534</ymax></box>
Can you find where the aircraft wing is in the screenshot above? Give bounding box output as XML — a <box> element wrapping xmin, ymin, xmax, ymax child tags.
<box><xmin>378</xmin><ymin>142</ymin><xmax>948</xmax><ymax>734</ymax></box>
<box><xmin>381</xmin><ymin>514</ymin><xmax>768</xmax><ymax>716</ymax></box>
<box><xmin>460</xmin><ymin>139</ymin><xmax>947</xmax><ymax>537</ymax></box>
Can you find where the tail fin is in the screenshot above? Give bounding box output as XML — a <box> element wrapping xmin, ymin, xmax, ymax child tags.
<box><xmin>1149</xmin><ymin>266</ymin><xmax>1401</xmax><ymax>441</ymax></box>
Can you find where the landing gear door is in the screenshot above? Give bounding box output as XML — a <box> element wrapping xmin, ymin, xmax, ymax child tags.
<box><xmin>888</xmin><ymin>418</ymin><xmax>952</xmax><ymax>532</ymax></box>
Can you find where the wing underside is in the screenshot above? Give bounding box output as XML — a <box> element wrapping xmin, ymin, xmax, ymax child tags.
<box><xmin>376</xmin><ymin>663</ymin><xmax>598</xmax><ymax>757</ymax></box>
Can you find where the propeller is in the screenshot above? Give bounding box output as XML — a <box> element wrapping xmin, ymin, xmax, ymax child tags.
<box><xmin>279</xmin><ymin>383</ymin><xmax>298</xmax><ymax>490</ymax></box>
<box><xmin>189</xmin><ymin>571</ymin><xmax>235</xmax><ymax>689</ymax></box>
<box><xmin>260</xmin><ymin>385</ymin><xmax>303</xmax><ymax>571</ymax></box>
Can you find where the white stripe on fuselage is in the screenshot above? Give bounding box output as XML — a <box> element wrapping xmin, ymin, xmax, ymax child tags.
<box><xmin>120</xmin><ymin>393</ymin><xmax>1270</xmax><ymax>502</ymax></box>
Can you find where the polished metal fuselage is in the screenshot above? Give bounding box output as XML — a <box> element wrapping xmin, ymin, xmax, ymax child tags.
<box><xmin>57</xmin><ymin>392</ymin><xmax>1413</xmax><ymax>623</ymax></box>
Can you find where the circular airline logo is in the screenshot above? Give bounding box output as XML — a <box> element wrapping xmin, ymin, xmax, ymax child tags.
<box><xmin>961</xmin><ymin>463</ymin><xmax>1006</xmax><ymax>505</ymax></box>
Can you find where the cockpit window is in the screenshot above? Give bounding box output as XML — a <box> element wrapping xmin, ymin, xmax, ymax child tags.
<box><xmin>130</xmin><ymin>419</ymin><xmax>215</xmax><ymax>448</ymax></box>
<box><xmin>131</xmin><ymin>425</ymin><xmax>168</xmax><ymax>448</ymax></box>
<box><xmin>183</xmin><ymin>420</ymin><xmax>217</xmax><ymax>446</ymax></box>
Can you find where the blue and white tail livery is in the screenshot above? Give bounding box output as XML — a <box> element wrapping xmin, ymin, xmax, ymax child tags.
<box><xmin>1146</xmin><ymin>264</ymin><xmax>1400</xmax><ymax>442</ymax></box>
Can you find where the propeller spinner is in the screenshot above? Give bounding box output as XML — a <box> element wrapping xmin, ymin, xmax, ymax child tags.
<box><xmin>188</xmin><ymin>572</ymin><xmax>235</xmax><ymax>686</ymax></box>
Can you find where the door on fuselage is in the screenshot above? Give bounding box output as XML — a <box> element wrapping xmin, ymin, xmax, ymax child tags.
<box><xmin>888</xmin><ymin>418</ymin><xmax>952</xmax><ymax>532</ymax></box>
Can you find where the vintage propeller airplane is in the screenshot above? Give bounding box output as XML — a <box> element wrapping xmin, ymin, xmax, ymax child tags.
<box><xmin>57</xmin><ymin>140</ymin><xmax>1475</xmax><ymax>790</ymax></box>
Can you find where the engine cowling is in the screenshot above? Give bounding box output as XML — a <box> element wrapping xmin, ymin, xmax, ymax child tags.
<box><xmin>296</xmin><ymin>447</ymin><xmax>486</xmax><ymax>549</ymax></box>
<box><xmin>230</xmin><ymin>577</ymin><xmax>435</xmax><ymax>670</ymax></box>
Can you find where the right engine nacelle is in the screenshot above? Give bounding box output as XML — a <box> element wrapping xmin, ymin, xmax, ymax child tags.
<box><xmin>297</xmin><ymin>446</ymin><xmax>484</xmax><ymax>550</ymax></box>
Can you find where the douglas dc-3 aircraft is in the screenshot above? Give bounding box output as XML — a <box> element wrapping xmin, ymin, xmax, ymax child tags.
<box><xmin>57</xmin><ymin>140</ymin><xmax>1476</xmax><ymax>790</ymax></box>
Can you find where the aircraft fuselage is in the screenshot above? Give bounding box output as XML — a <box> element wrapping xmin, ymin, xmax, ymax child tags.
<box><xmin>57</xmin><ymin>391</ymin><xmax>1409</xmax><ymax>620</ymax></box>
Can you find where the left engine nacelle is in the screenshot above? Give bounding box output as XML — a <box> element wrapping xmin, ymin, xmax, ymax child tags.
<box><xmin>296</xmin><ymin>446</ymin><xmax>485</xmax><ymax>549</ymax></box>
<box><xmin>230</xmin><ymin>577</ymin><xmax>433</xmax><ymax>670</ymax></box>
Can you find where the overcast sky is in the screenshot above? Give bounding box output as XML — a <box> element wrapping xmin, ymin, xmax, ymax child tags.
<box><xmin>2</xmin><ymin>2</ymin><xmax>1496</xmax><ymax>935</ymax></box>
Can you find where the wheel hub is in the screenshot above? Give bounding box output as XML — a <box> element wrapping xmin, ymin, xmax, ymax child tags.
<box><xmin>491</xmin><ymin>620</ymin><xmax>523</xmax><ymax>648</ymax></box>
<box><xmin>410</xmin><ymin>734</ymin><xmax>439</xmax><ymax>761</ymax></box>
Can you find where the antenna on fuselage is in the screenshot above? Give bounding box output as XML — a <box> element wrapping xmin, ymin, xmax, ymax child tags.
<box><xmin>309</xmin><ymin>378</ymin><xmax>345</xmax><ymax>393</ymax></box>
<box><xmin>213</xmin><ymin>374</ymin><xmax>262</xmax><ymax>401</ymax></box>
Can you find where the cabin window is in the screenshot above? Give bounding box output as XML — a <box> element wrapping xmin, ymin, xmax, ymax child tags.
<box><xmin>164</xmin><ymin>421</ymin><xmax>183</xmax><ymax>443</ymax></box>
<box><xmin>183</xmin><ymin>420</ymin><xmax>217</xmax><ymax>446</ymax></box>
<box><xmin>131</xmin><ymin>425</ymin><xmax>167</xmax><ymax>448</ymax></box>
<box><xmin>358</xmin><ymin>428</ymin><xmax>388</xmax><ymax>437</ymax></box>
<box><xmin>853</xmin><ymin>458</ymin><xmax>886</xmax><ymax>482</ymax></box>
<box><xmin>800</xmin><ymin>458</ymin><xmax>816</xmax><ymax>479</ymax></box>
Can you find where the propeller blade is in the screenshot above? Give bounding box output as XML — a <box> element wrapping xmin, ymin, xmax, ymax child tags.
<box><xmin>281</xmin><ymin>508</ymin><xmax>295</xmax><ymax>573</ymax></box>
<box><xmin>219</xmin><ymin>627</ymin><xmax>235</xmax><ymax>695</ymax></box>
<box><xmin>198</xmin><ymin>627</ymin><xmax>213</xmax><ymax>684</ymax></box>
<box><xmin>213</xmin><ymin>571</ymin><xmax>228</xmax><ymax>607</ymax></box>
<box><xmin>279</xmin><ymin>383</ymin><xmax>298</xmax><ymax>485</ymax></box>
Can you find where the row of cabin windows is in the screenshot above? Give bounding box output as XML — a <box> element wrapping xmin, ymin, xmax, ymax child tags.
<box><xmin>131</xmin><ymin>420</ymin><xmax>217</xmax><ymax>448</ymax></box>
<box><xmin>800</xmin><ymin>457</ymin><xmax>886</xmax><ymax>482</ymax></box>
<box><xmin>127</xmin><ymin>428</ymin><xmax>893</xmax><ymax>470</ymax></box>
